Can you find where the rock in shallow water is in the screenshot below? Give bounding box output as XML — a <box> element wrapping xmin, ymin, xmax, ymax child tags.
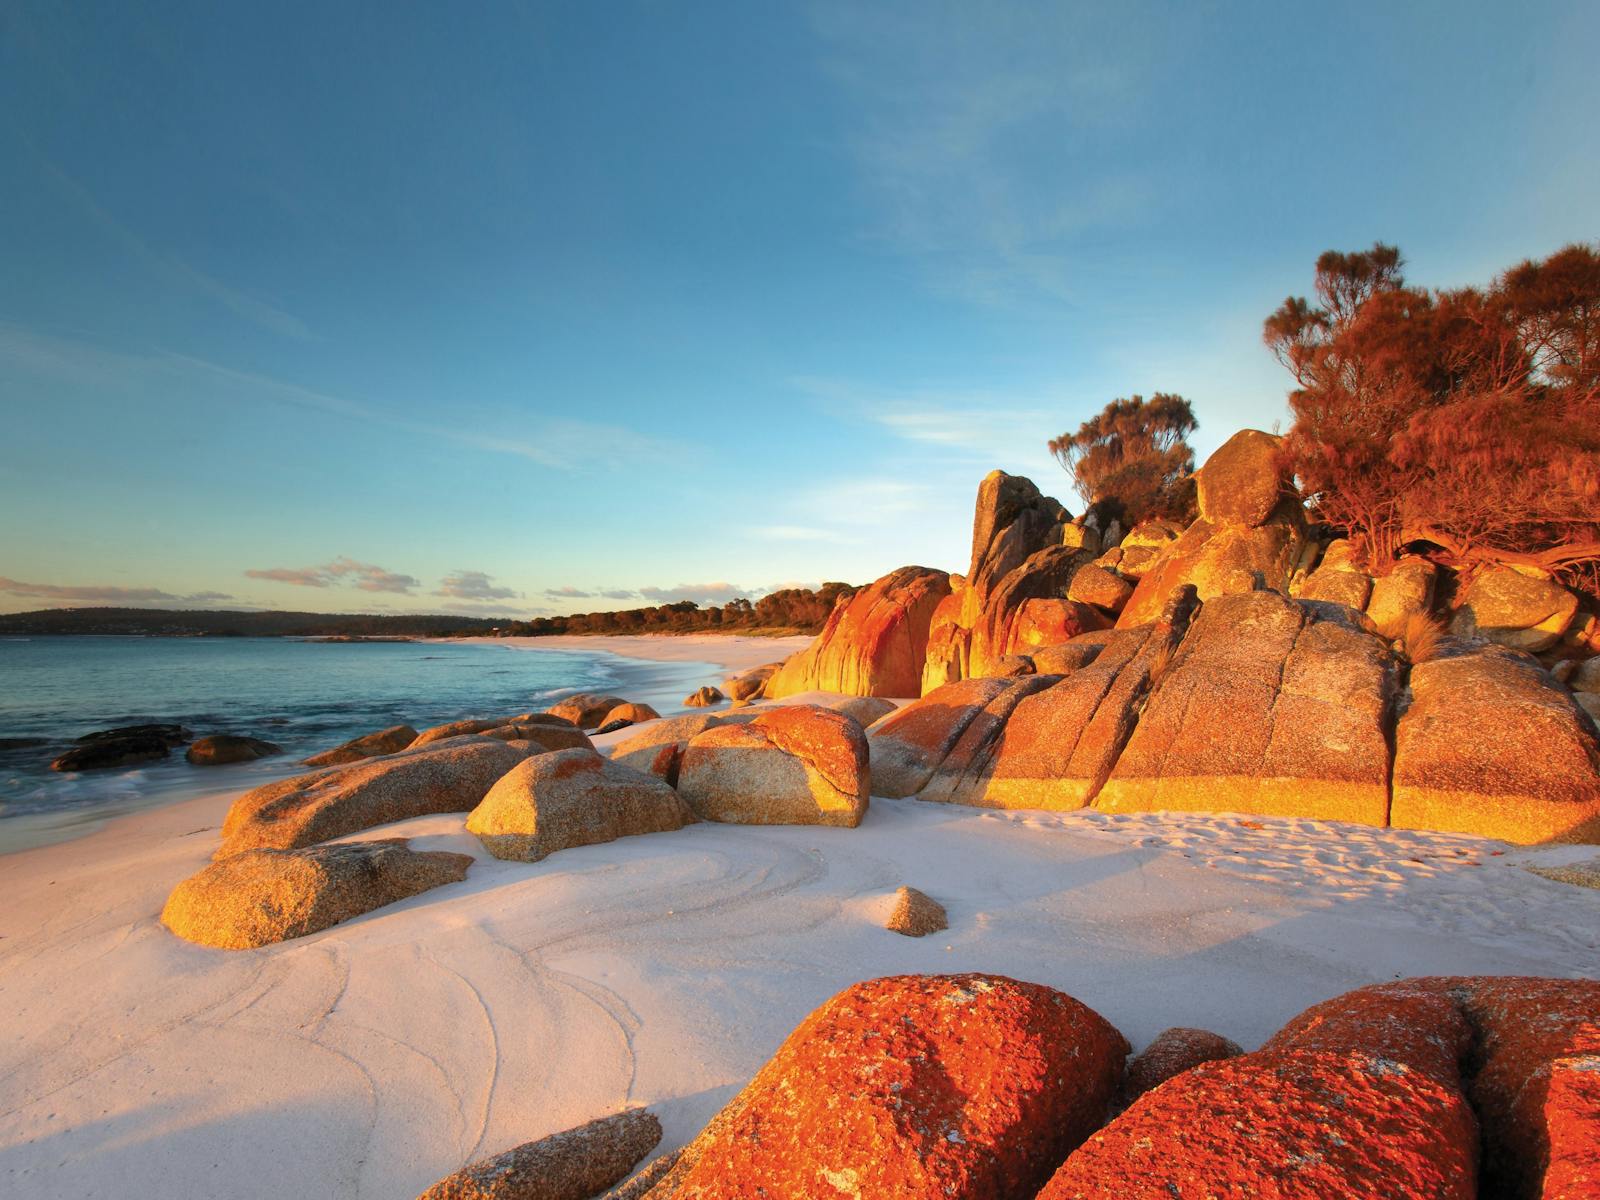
<box><xmin>417</xmin><ymin>1108</ymin><xmax>662</xmax><ymax>1200</ymax></box>
<box><xmin>186</xmin><ymin>734</ymin><xmax>283</xmax><ymax>765</ymax></box>
<box><xmin>162</xmin><ymin>838</ymin><xmax>472</xmax><ymax>949</ymax></box>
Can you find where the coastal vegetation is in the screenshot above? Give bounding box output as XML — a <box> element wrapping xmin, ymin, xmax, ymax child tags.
<box><xmin>1048</xmin><ymin>393</ymin><xmax>1199</xmax><ymax>529</ymax></box>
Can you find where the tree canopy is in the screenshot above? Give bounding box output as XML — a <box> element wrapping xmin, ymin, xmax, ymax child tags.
<box><xmin>1266</xmin><ymin>242</ymin><xmax>1600</xmax><ymax>592</ymax></box>
<box><xmin>1048</xmin><ymin>393</ymin><xmax>1198</xmax><ymax>528</ymax></box>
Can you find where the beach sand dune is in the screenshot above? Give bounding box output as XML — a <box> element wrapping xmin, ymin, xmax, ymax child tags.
<box><xmin>2</xmin><ymin>774</ymin><xmax>1596</xmax><ymax>1199</ymax></box>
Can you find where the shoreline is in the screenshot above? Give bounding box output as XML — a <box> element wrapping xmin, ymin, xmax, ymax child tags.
<box><xmin>447</xmin><ymin>632</ymin><xmax>812</xmax><ymax>678</ymax></box>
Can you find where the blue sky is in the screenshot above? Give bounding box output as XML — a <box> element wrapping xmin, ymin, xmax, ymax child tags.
<box><xmin>3</xmin><ymin>1</ymin><xmax>1597</xmax><ymax>617</ymax></box>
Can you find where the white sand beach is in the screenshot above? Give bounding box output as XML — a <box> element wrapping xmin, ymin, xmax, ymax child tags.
<box><xmin>3</xmin><ymin>694</ymin><xmax>1597</xmax><ymax>1198</ymax></box>
<box><xmin>453</xmin><ymin>633</ymin><xmax>815</xmax><ymax>678</ymax></box>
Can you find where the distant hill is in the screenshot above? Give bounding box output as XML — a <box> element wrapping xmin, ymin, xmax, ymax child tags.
<box><xmin>0</xmin><ymin>608</ymin><xmax>502</xmax><ymax>638</ymax></box>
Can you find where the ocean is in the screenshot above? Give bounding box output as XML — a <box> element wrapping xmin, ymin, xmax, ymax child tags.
<box><xmin>0</xmin><ymin>636</ymin><xmax>718</xmax><ymax>852</ymax></box>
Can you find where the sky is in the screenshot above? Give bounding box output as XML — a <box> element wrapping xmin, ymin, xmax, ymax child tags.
<box><xmin>2</xmin><ymin>1</ymin><xmax>1597</xmax><ymax>618</ymax></box>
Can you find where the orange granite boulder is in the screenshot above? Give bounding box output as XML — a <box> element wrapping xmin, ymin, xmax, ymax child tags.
<box><xmin>218</xmin><ymin>737</ymin><xmax>530</xmax><ymax>857</ymax></box>
<box><xmin>1118</xmin><ymin>1027</ymin><xmax>1243</xmax><ymax>1107</ymax></box>
<box><xmin>1116</xmin><ymin>430</ymin><xmax>1307</xmax><ymax>628</ymax></box>
<box><xmin>658</xmin><ymin>974</ymin><xmax>1128</xmax><ymax>1200</ymax></box>
<box><xmin>1390</xmin><ymin>643</ymin><xmax>1600</xmax><ymax>842</ymax></box>
<box><xmin>1097</xmin><ymin>591</ymin><xmax>1399</xmax><ymax>825</ymax></box>
<box><xmin>302</xmin><ymin>723</ymin><xmax>418</xmax><ymax>766</ymax></box>
<box><xmin>466</xmin><ymin>748</ymin><xmax>691</xmax><ymax>862</ymax></box>
<box><xmin>547</xmin><ymin>693</ymin><xmax>632</xmax><ymax>728</ymax></box>
<box><xmin>163</xmin><ymin>838</ymin><xmax>472</xmax><ymax>949</ymax></box>
<box><xmin>765</xmin><ymin>565</ymin><xmax>951</xmax><ymax>699</ymax></box>
<box><xmin>419</xmin><ymin>1108</ymin><xmax>663</xmax><ymax>1200</ymax></box>
<box><xmin>677</xmin><ymin>704</ymin><xmax>869</xmax><ymax>827</ymax></box>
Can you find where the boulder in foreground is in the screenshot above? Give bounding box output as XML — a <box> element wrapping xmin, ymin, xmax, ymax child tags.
<box><xmin>219</xmin><ymin>738</ymin><xmax>531</xmax><ymax>857</ymax></box>
<box><xmin>677</xmin><ymin>704</ymin><xmax>869</xmax><ymax>827</ymax></box>
<box><xmin>162</xmin><ymin>838</ymin><xmax>472</xmax><ymax>949</ymax></box>
<box><xmin>303</xmin><ymin>723</ymin><xmax>419</xmax><ymax>766</ymax></box>
<box><xmin>418</xmin><ymin>1108</ymin><xmax>662</xmax><ymax>1200</ymax></box>
<box><xmin>186</xmin><ymin>734</ymin><xmax>283</xmax><ymax>765</ymax></box>
<box><xmin>654</xmin><ymin>974</ymin><xmax>1128</xmax><ymax>1200</ymax></box>
<box><xmin>467</xmin><ymin>748</ymin><xmax>690</xmax><ymax>862</ymax></box>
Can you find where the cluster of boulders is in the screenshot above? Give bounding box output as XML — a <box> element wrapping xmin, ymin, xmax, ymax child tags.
<box><xmin>412</xmin><ymin>970</ymin><xmax>1598</xmax><ymax>1199</ymax></box>
<box><xmin>161</xmin><ymin>690</ymin><xmax>882</xmax><ymax>949</ymax></box>
<box><xmin>46</xmin><ymin>723</ymin><xmax>285</xmax><ymax>772</ymax></box>
<box><xmin>755</xmin><ymin>430</ymin><xmax>1600</xmax><ymax>844</ymax></box>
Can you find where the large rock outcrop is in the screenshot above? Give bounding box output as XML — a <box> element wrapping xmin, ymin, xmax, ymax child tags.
<box><xmin>1391</xmin><ymin>643</ymin><xmax>1600</xmax><ymax>842</ymax></box>
<box><xmin>647</xmin><ymin>974</ymin><xmax>1128</xmax><ymax>1200</ymax></box>
<box><xmin>1097</xmin><ymin>591</ymin><xmax>1400</xmax><ymax>825</ymax></box>
<box><xmin>676</xmin><ymin>705</ymin><xmax>869</xmax><ymax>827</ymax></box>
<box><xmin>1116</xmin><ymin>430</ymin><xmax>1308</xmax><ymax>628</ymax></box>
<box><xmin>765</xmin><ymin>565</ymin><xmax>951</xmax><ymax>699</ymax></box>
<box><xmin>922</xmin><ymin>471</ymin><xmax>1074</xmax><ymax>693</ymax></box>
<box><xmin>162</xmin><ymin>839</ymin><xmax>472</xmax><ymax>949</ymax></box>
<box><xmin>466</xmin><ymin>748</ymin><xmax>691</xmax><ymax>862</ymax></box>
<box><xmin>218</xmin><ymin>738</ymin><xmax>531</xmax><ymax>857</ymax></box>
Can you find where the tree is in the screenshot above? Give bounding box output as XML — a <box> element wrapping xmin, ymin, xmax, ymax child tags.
<box><xmin>1048</xmin><ymin>393</ymin><xmax>1198</xmax><ymax>528</ymax></box>
<box><xmin>1266</xmin><ymin>242</ymin><xmax>1600</xmax><ymax>592</ymax></box>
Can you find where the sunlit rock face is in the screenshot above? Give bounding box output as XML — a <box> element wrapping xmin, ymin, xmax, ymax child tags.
<box><xmin>1116</xmin><ymin>430</ymin><xmax>1307</xmax><ymax>628</ymax></box>
<box><xmin>650</xmin><ymin>974</ymin><xmax>1128</xmax><ymax>1200</ymax></box>
<box><xmin>765</xmin><ymin>565</ymin><xmax>951</xmax><ymax>699</ymax></box>
<box><xmin>921</xmin><ymin>471</ymin><xmax>1092</xmax><ymax>693</ymax></box>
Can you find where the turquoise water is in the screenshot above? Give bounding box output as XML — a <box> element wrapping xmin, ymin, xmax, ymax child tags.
<box><xmin>0</xmin><ymin>636</ymin><xmax>715</xmax><ymax>850</ymax></box>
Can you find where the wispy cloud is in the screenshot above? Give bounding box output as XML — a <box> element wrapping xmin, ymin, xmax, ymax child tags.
<box><xmin>0</xmin><ymin>576</ymin><xmax>234</xmax><ymax>606</ymax></box>
<box><xmin>244</xmin><ymin>558</ymin><xmax>419</xmax><ymax>595</ymax></box>
<box><xmin>810</xmin><ymin>2</ymin><xmax>1158</xmax><ymax>307</ymax></box>
<box><xmin>0</xmin><ymin>324</ymin><xmax>690</xmax><ymax>474</ymax></box>
<box><xmin>435</xmin><ymin>570</ymin><xmax>519</xmax><ymax>601</ymax></box>
<box><xmin>637</xmin><ymin>582</ymin><xmax>749</xmax><ymax>606</ymax></box>
<box><xmin>37</xmin><ymin>159</ymin><xmax>313</xmax><ymax>340</ymax></box>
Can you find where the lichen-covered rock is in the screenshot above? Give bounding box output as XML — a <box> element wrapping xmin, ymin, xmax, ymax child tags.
<box><xmin>794</xmin><ymin>693</ymin><xmax>898</xmax><ymax>728</ymax></box>
<box><xmin>547</xmin><ymin>693</ymin><xmax>633</xmax><ymax>728</ymax></box>
<box><xmin>677</xmin><ymin>705</ymin><xmax>868</xmax><ymax>827</ymax></box>
<box><xmin>921</xmin><ymin>472</ymin><xmax>1072</xmax><ymax>693</ymax></box>
<box><xmin>1391</xmin><ymin>643</ymin><xmax>1600</xmax><ymax>842</ymax></box>
<box><xmin>1098</xmin><ymin>592</ymin><xmax>1399</xmax><ymax>825</ymax></box>
<box><xmin>1067</xmin><ymin>563</ymin><xmax>1134</xmax><ymax>612</ymax></box>
<box><xmin>218</xmin><ymin>738</ymin><xmax>531</xmax><ymax>857</ymax></box>
<box><xmin>185</xmin><ymin>734</ymin><xmax>283</xmax><ymax>765</ymax></box>
<box><xmin>1029</xmin><ymin>638</ymin><xmax>1109</xmax><ymax>675</ymax></box>
<box><xmin>682</xmin><ymin>686</ymin><xmax>724</xmax><ymax>708</ymax></box>
<box><xmin>1297</xmin><ymin>539</ymin><xmax>1373</xmax><ymax>610</ymax></box>
<box><xmin>303</xmin><ymin>723</ymin><xmax>419</xmax><ymax>767</ymax></box>
<box><xmin>466</xmin><ymin>748</ymin><xmax>690</xmax><ymax>862</ymax></box>
<box><xmin>657</xmin><ymin>974</ymin><xmax>1128</xmax><ymax>1200</ymax></box>
<box><xmin>418</xmin><ymin>1108</ymin><xmax>663</xmax><ymax>1200</ymax></box>
<box><xmin>1119</xmin><ymin>1027</ymin><xmax>1243</xmax><ymax>1107</ymax></box>
<box><xmin>1037</xmin><ymin>1048</ymin><xmax>1478</xmax><ymax>1199</ymax></box>
<box><xmin>885</xmin><ymin>885</ymin><xmax>947</xmax><ymax>936</ymax></box>
<box><xmin>899</xmin><ymin>676</ymin><xmax>1058</xmax><ymax>807</ymax></box>
<box><xmin>412</xmin><ymin>717</ymin><xmax>513</xmax><ymax>747</ymax></box>
<box><xmin>866</xmin><ymin>676</ymin><xmax>1028</xmax><ymax>798</ymax></box>
<box><xmin>162</xmin><ymin>839</ymin><xmax>471</xmax><ymax>949</ymax></box>
<box><xmin>1452</xmin><ymin>565</ymin><xmax>1579</xmax><ymax>652</ymax></box>
<box><xmin>765</xmin><ymin>566</ymin><xmax>951</xmax><ymax>699</ymax></box>
<box><xmin>1259</xmin><ymin>978</ymin><xmax>1472</xmax><ymax>1087</ymax></box>
<box><xmin>608</xmin><ymin>713</ymin><xmax>731</xmax><ymax>783</ymax></box>
<box><xmin>1116</xmin><ymin>431</ymin><xmax>1306</xmax><ymax>629</ymax></box>
<box><xmin>985</xmin><ymin>654</ymin><xmax>1036</xmax><ymax>677</ymax></box>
